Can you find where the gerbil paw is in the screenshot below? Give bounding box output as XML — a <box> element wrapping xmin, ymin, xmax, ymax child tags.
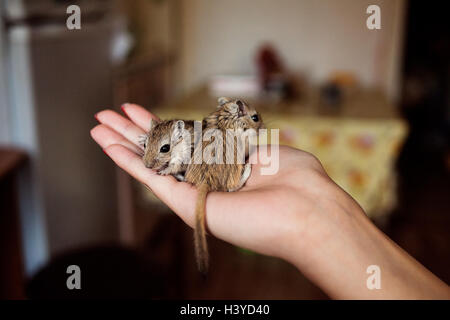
<box><xmin>228</xmin><ymin>165</ymin><xmax>252</xmax><ymax>192</ymax></box>
<box><xmin>158</xmin><ymin>167</ymin><xmax>172</xmax><ymax>176</ymax></box>
<box><xmin>242</xmin><ymin>163</ymin><xmax>252</xmax><ymax>182</ymax></box>
<box><xmin>173</xmin><ymin>173</ymin><xmax>186</xmax><ymax>182</ymax></box>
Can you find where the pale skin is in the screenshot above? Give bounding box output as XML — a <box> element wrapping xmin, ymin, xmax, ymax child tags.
<box><xmin>91</xmin><ymin>103</ymin><xmax>450</xmax><ymax>300</ymax></box>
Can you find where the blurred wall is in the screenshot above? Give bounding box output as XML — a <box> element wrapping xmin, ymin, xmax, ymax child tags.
<box><xmin>179</xmin><ymin>0</ymin><xmax>406</xmax><ymax>102</ymax></box>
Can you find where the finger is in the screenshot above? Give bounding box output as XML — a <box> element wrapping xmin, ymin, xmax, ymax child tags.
<box><xmin>90</xmin><ymin>124</ymin><xmax>143</xmax><ymax>155</ymax></box>
<box><xmin>103</xmin><ymin>144</ymin><xmax>197</xmax><ymax>225</ymax></box>
<box><xmin>121</xmin><ymin>103</ymin><xmax>160</xmax><ymax>132</ymax></box>
<box><xmin>95</xmin><ymin>109</ymin><xmax>145</xmax><ymax>148</ymax></box>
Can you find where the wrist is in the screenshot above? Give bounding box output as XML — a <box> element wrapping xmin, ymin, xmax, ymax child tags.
<box><xmin>286</xmin><ymin>182</ymin><xmax>450</xmax><ymax>299</ymax></box>
<box><xmin>280</xmin><ymin>173</ymin><xmax>359</xmax><ymax>268</ymax></box>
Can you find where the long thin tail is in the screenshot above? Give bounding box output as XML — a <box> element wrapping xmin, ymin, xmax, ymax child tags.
<box><xmin>194</xmin><ymin>183</ymin><xmax>209</xmax><ymax>275</ymax></box>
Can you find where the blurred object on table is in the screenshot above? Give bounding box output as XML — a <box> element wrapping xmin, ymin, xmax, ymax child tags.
<box><xmin>255</xmin><ymin>44</ymin><xmax>301</xmax><ymax>102</ymax></box>
<box><xmin>319</xmin><ymin>71</ymin><xmax>359</xmax><ymax>109</ymax></box>
<box><xmin>329</xmin><ymin>71</ymin><xmax>359</xmax><ymax>94</ymax></box>
<box><xmin>208</xmin><ymin>75</ymin><xmax>260</xmax><ymax>99</ymax></box>
<box><xmin>320</xmin><ymin>82</ymin><xmax>342</xmax><ymax>108</ymax></box>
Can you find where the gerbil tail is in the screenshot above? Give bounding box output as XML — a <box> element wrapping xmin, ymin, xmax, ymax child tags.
<box><xmin>194</xmin><ymin>183</ymin><xmax>209</xmax><ymax>276</ymax></box>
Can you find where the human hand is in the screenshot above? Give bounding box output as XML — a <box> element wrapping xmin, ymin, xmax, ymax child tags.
<box><xmin>91</xmin><ymin>103</ymin><xmax>450</xmax><ymax>299</ymax></box>
<box><xmin>90</xmin><ymin>104</ymin><xmax>345</xmax><ymax>262</ymax></box>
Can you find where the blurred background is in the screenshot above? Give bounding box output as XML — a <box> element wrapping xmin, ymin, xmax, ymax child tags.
<box><xmin>0</xmin><ymin>0</ymin><xmax>448</xmax><ymax>299</ymax></box>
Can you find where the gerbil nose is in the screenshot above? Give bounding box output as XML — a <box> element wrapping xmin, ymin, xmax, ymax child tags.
<box><xmin>144</xmin><ymin>160</ymin><xmax>155</xmax><ymax>169</ymax></box>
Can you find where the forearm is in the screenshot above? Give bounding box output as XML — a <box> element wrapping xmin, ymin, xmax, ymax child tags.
<box><xmin>288</xmin><ymin>188</ymin><xmax>450</xmax><ymax>299</ymax></box>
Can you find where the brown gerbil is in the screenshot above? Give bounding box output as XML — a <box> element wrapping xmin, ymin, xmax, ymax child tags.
<box><xmin>140</xmin><ymin>119</ymin><xmax>194</xmax><ymax>181</ymax></box>
<box><xmin>185</xmin><ymin>97</ymin><xmax>264</xmax><ymax>274</ymax></box>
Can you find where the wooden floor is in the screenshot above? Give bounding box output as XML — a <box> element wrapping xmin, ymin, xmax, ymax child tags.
<box><xmin>139</xmin><ymin>214</ymin><xmax>327</xmax><ymax>299</ymax></box>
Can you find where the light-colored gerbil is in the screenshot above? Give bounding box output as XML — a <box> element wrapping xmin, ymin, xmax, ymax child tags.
<box><xmin>185</xmin><ymin>97</ymin><xmax>264</xmax><ymax>274</ymax></box>
<box><xmin>140</xmin><ymin>119</ymin><xmax>194</xmax><ymax>181</ymax></box>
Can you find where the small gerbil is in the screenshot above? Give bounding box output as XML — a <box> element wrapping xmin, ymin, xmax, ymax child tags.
<box><xmin>185</xmin><ymin>97</ymin><xmax>264</xmax><ymax>274</ymax></box>
<box><xmin>140</xmin><ymin>119</ymin><xmax>194</xmax><ymax>181</ymax></box>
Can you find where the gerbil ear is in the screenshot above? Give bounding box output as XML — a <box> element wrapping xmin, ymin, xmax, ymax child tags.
<box><xmin>175</xmin><ymin>120</ymin><xmax>185</xmax><ymax>131</ymax></box>
<box><xmin>149</xmin><ymin>119</ymin><xmax>157</xmax><ymax>132</ymax></box>
<box><xmin>172</xmin><ymin>120</ymin><xmax>185</xmax><ymax>143</ymax></box>
<box><xmin>235</xmin><ymin>99</ymin><xmax>247</xmax><ymax>115</ymax></box>
<box><xmin>226</xmin><ymin>102</ymin><xmax>239</xmax><ymax>114</ymax></box>
<box><xmin>217</xmin><ymin>97</ymin><xmax>230</xmax><ymax>107</ymax></box>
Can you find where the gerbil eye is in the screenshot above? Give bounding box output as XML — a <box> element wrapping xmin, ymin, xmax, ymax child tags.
<box><xmin>251</xmin><ymin>114</ymin><xmax>259</xmax><ymax>122</ymax></box>
<box><xmin>160</xmin><ymin>144</ymin><xmax>170</xmax><ymax>153</ymax></box>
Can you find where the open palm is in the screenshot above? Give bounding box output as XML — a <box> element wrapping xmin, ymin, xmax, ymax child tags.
<box><xmin>90</xmin><ymin>103</ymin><xmax>344</xmax><ymax>263</ymax></box>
